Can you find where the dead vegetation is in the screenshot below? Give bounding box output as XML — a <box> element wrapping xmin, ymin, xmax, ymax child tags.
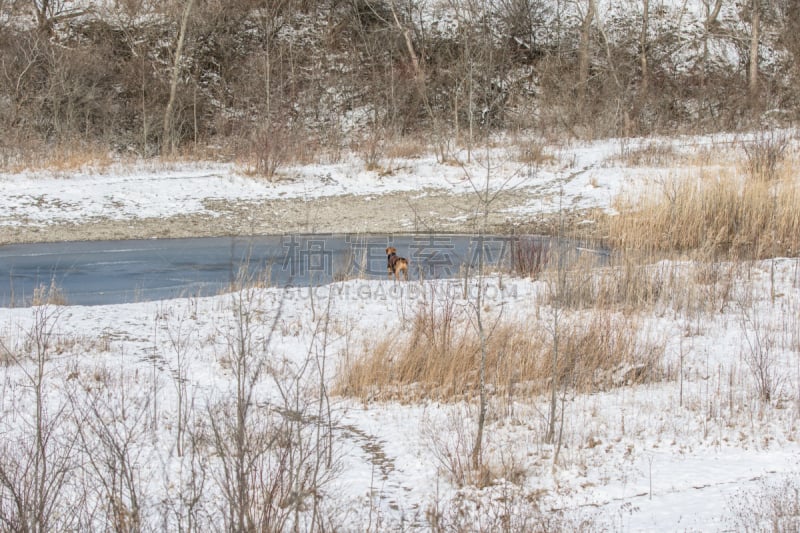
<box><xmin>607</xmin><ymin>170</ymin><xmax>800</xmax><ymax>259</ymax></box>
<box><xmin>335</xmin><ymin>285</ymin><xmax>663</xmax><ymax>402</ymax></box>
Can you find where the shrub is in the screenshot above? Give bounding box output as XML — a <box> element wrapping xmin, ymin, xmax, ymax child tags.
<box><xmin>742</xmin><ymin>131</ymin><xmax>789</xmax><ymax>182</ymax></box>
<box><xmin>728</xmin><ymin>476</ymin><xmax>800</xmax><ymax>532</ymax></box>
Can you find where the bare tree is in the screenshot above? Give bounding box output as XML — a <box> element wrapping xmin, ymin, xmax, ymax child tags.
<box><xmin>104</xmin><ymin>0</ymin><xmax>161</xmax><ymax>156</ymax></box>
<box><xmin>458</xmin><ymin>146</ymin><xmax>526</xmax><ymax>473</ymax></box>
<box><xmin>206</xmin><ymin>285</ymin><xmax>337</xmax><ymax>532</ymax></box>
<box><xmin>159</xmin><ymin>304</ymin><xmax>199</xmax><ymax>457</ymax></box>
<box><xmin>159</xmin><ymin>403</ymin><xmax>211</xmax><ymax>532</ymax></box>
<box><xmin>271</xmin><ymin>289</ymin><xmax>338</xmax><ymax>531</ymax></box>
<box><xmin>577</xmin><ymin>0</ymin><xmax>595</xmax><ymax>109</ymax></box>
<box><xmin>31</xmin><ymin>0</ymin><xmax>83</xmax><ymax>34</ymax></box>
<box><xmin>701</xmin><ymin>0</ymin><xmax>724</xmax><ymax>89</ymax></box>
<box><xmin>0</xmin><ymin>0</ymin><xmax>24</xmax><ymax>29</ymax></box>
<box><xmin>546</xmin><ymin>191</ymin><xmax>567</xmax><ymax>447</ymax></box>
<box><xmin>748</xmin><ymin>0</ymin><xmax>760</xmax><ymax>105</ymax></box>
<box><xmin>0</xmin><ymin>305</ymin><xmax>81</xmax><ymax>532</ymax></box>
<box><xmin>639</xmin><ymin>0</ymin><xmax>649</xmax><ymax>98</ymax></box>
<box><xmin>208</xmin><ymin>288</ymin><xmax>271</xmax><ymax>532</ymax></box>
<box><xmin>2</xmin><ymin>0</ymin><xmax>798</xmax><ymax>156</ymax></box>
<box><xmin>388</xmin><ymin>0</ymin><xmax>452</xmax><ymax>161</ymax></box>
<box><xmin>162</xmin><ymin>0</ymin><xmax>195</xmax><ymax>155</ymax></box>
<box><xmin>0</xmin><ymin>29</ymin><xmax>45</xmax><ymax>143</ymax></box>
<box><xmin>68</xmin><ymin>363</ymin><xmax>151</xmax><ymax>531</ymax></box>
<box><xmin>738</xmin><ymin>299</ymin><xmax>780</xmax><ymax>403</ymax></box>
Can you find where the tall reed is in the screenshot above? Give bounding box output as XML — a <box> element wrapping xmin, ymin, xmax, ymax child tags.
<box><xmin>608</xmin><ymin>173</ymin><xmax>799</xmax><ymax>258</ymax></box>
<box><xmin>336</xmin><ymin>296</ymin><xmax>661</xmax><ymax>402</ymax></box>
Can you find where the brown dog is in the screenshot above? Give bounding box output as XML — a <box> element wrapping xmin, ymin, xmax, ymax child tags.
<box><xmin>386</xmin><ymin>247</ymin><xmax>409</xmax><ymax>281</ymax></box>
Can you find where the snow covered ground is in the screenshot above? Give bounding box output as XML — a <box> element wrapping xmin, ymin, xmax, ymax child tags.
<box><xmin>1</xmin><ymin>133</ymin><xmax>799</xmax><ymax>531</ymax></box>
<box><xmin>0</xmin><ymin>132</ymin><xmax>744</xmax><ymax>232</ymax></box>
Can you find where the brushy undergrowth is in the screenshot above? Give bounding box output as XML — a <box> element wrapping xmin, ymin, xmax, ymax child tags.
<box><xmin>3</xmin><ymin>142</ymin><xmax>115</xmax><ymax>174</ymax></box>
<box><xmin>727</xmin><ymin>476</ymin><xmax>800</xmax><ymax>532</ymax></box>
<box><xmin>543</xmin><ymin>253</ymin><xmax>738</xmax><ymax>315</ymax></box>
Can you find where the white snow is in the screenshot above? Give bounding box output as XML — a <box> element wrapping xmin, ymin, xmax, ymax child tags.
<box><xmin>1</xmin><ymin>132</ymin><xmax>799</xmax><ymax>531</ymax></box>
<box><xmin>0</xmin><ymin>132</ymin><xmax>755</xmax><ymax>228</ymax></box>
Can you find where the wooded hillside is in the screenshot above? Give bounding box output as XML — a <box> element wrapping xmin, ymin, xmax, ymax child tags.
<box><xmin>1</xmin><ymin>0</ymin><xmax>797</xmax><ymax>164</ymax></box>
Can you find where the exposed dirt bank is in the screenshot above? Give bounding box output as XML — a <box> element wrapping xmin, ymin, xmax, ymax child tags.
<box><xmin>2</xmin><ymin>188</ymin><xmax>595</xmax><ymax>244</ymax></box>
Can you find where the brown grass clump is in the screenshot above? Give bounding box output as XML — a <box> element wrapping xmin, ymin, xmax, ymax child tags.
<box><xmin>4</xmin><ymin>142</ymin><xmax>114</xmax><ymax>173</ymax></box>
<box><xmin>385</xmin><ymin>135</ymin><xmax>428</xmax><ymax>160</ymax></box>
<box><xmin>335</xmin><ymin>294</ymin><xmax>662</xmax><ymax>402</ymax></box>
<box><xmin>611</xmin><ymin>141</ymin><xmax>681</xmax><ymax>167</ymax></box>
<box><xmin>608</xmin><ymin>138</ymin><xmax>740</xmax><ymax>168</ymax></box>
<box><xmin>740</xmin><ymin>130</ymin><xmax>789</xmax><ymax>182</ymax></box>
<box><xmin>727</xmin><ymin>476</ymin><xmax>800</xmax><ymax>532</ymax></box>
<box><xmin>349</xmin><ymin>131</ymin><xmax>429</xmax><ymax>174</ymax></box>
<box><xmin>512</xmin><ymin>236</ymin><xmax>551</xmax><ymax>278</ymax></box>
<box><xmin>608</xmin><ymin>173</ymin><xmax>800</xmax><ymax>258</ymax></box>
<box><xmin>514</xmin><ymin>139</ymin><xmax>557</xmax><ymax>168</ymax></box>
<box><xmin>31</xmin><ymin>280</ymin><xmax>68</xmax><ymax>306</ymax></box>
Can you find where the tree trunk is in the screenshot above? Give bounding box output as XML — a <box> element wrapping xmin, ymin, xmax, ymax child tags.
<box><xmin>389</xmin><ymin>0</ymin><xmax>421</xmax><ymax>83</ymax></box>
<box><xmin>471</xmin><ymin>153</ymin><xmax>494</xmax><ymax>473</ymax></box>
<box><xmin>702</xmin><ymin>0</ymin><xmax>724</xmax><ymax>89</ymax></box>
<box><xmin>34</xmin><ymin>0</ymin><xmax>52</xmax><ymax>34</ymax></box>
<box><xmin>640</xmin><ymin>0</ymin><xmax>649</xmax><ymax>99</ymax></box>
<box><xmin>162</xmin><ymin>0</ymin><xmax>195</xmax><ymax>156</ymax></box>
<box><xmin>577</xmin><ymin>0</ymin><xmax>596</xmax><ymax>107</ymax></box>
<box><xmin>748</xmin><ymin>0</ymin><xmax>760</xmax><ymax>107</ymax></box>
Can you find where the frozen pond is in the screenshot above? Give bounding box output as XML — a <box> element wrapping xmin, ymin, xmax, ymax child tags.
<box><xmin>0</xmin><ymin>234</ymin><xmax>606</xmax><ymax>306</ymax></box>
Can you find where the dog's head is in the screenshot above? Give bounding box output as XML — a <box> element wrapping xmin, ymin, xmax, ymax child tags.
<box><xmin>386</xmin><ymin>246</ymin><xmax>397</xmax><ymax>256</ymax></box>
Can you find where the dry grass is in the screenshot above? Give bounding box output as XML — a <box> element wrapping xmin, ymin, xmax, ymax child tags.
<box><xmin>611</xmin><ymin>141</ymin><xmax>681</xmax><ymax>167</ymax></box>
<box><xmin>512</xmin><ymin>237</ymin><xmax>551</xmax><ymax>278</ymax></box>
<box><xmin>1</xmin><ymin>139</ymin><xmax>250</xmax><ymax>174</ymax></box>
<box><xmin>350</xmin><ymin>131</ymin><xmax>429</xmax><ymax>174</ymax></box>
<box><xmin>727</xmin><ymin>476</ymin><xmax>800</xmax><ymax>532</ymax></box>
<box><xmin>3</xmin><ymin>143</ymin><xmax>114</xmax><ymax>174</ymax></box>
<box><xmin>607</xmin><ymin>137</ymin><xmax>742</xmax><ymax>169</ymax></box>
<box><xmin>336</xmin><ymin>292</ymin><xmax>662</xmax><ymax>402</ymax></box>
<box><xmin>740</xmin><ymin>130</ymin><xmax>789</xmax><ymax>182</ymax></box>
<box><xmin>512</xmin><ymin>137</ymin><xmax>557</xmax><ymax>167</ymax></box>
<box><xmin>685</xmin><ymin>141</ymin><xmax>740</xmax><ymax>167</ymax></box>
<box><xmin>608</xmin><ymin>172</ymin><xmax>800</xmax><ymax>258</ymax></box>
<box><xmin>236</xmin><ymin>127</ymin><xmax>343</xmax><ymax>178</ymax></box>
<box><xmin>540</xmin><ymin>251</ymin><xmax>739</xmax><ymax>317</ymax></box>
<box><xmin>31</xmin><ymin>280</ymin><xmax>68</xmax><ymax>306</ymax></box>
<box><xmin>547</xmin><ymin>256</ymin><xmax>673</xmax><ymax>312</ymax></box>
<box><xmin>385</xmin><ymin>135</ymin><xmax>428</xmax><ymax>160</ymax></box>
